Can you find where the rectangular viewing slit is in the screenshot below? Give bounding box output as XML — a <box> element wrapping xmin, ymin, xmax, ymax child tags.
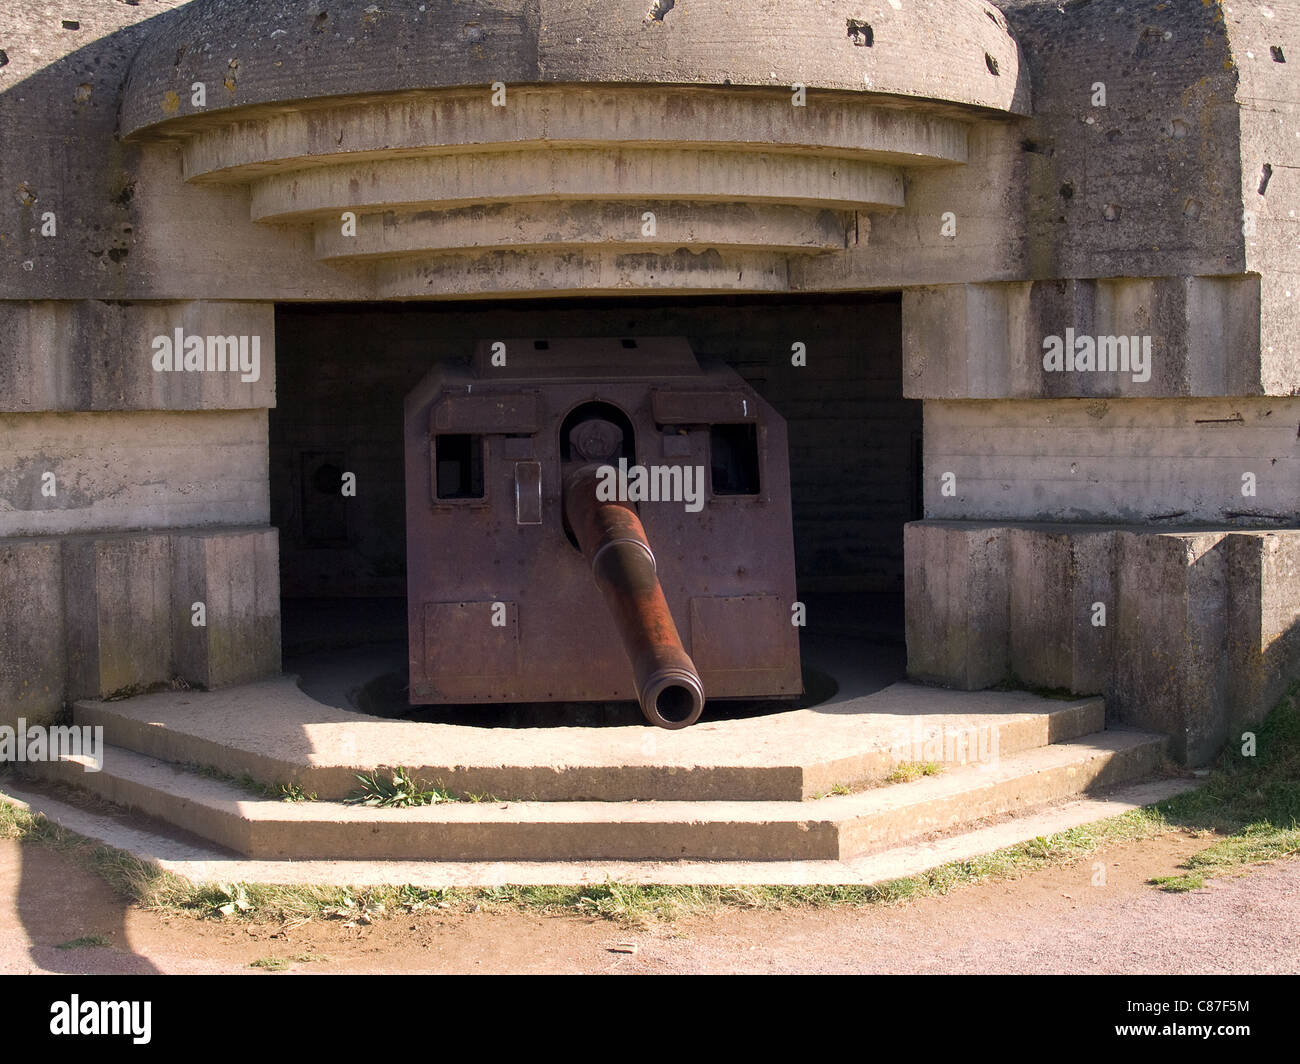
<box><xmin>435</xmin><ymin>434</ymin><xmax>484</xmax><ymax>499</ymax></box>
<box><xmin>710</xmin><ymin>423</ymin><xmax>761</xmax><ymax>496</ymax></box>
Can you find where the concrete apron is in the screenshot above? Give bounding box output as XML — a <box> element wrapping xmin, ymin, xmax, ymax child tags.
<box><xmin>0</xmin><ymin>630</ymin><xmax>1181</xmax><ymax>867</ymax></box>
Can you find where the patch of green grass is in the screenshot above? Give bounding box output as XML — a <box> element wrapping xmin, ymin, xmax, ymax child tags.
<box><xmin>273</xmin><ymin>782</ymin><xmax>316</xmax><ymax>803</ymax></box>
<box><xmin>1145</xmin><ymin>682</ymin><xmax>1300</xmax><ymax>891</ymax></box>
<box><xmin>248</xmin><ymin>956</ymin><xmax>289</xmax><ymax>971</ymax></box>
<box><xmin>55</xmin><ymin>934</ymin><xmax>111</xmax><ymax>950</ymax></box>
<box><xmin>812</xmin><ymin>765</ymin><xmax>945</xmax><ymax>798</ymax></box>
<box><xmin>187</xmin><ymin>763</ymin><xmax>317</xmax><ymax>803</ymax></box>
<box><xmin>344</xmin><ymin>767</ymin><xmax>458</xmax><ymax>808</ymax></box>
<box><xmin>993</xmin><ymin>676</ymin><xmax>1087</xmax><ymax>702</ymax></box>
<box><xmin>885</xmin><ymin>761</ymin><xmax>944</xmax><ymax>785</ymax></box>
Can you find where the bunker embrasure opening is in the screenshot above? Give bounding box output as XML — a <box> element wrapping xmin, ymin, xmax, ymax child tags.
<box><xmin>270</xmin><ymin>293</ymin><xmax>917</xmax><ymax>726</ymax></box>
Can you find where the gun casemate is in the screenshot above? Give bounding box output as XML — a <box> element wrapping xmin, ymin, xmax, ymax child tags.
<box><xmin>403</xmin><ymin>337</ymin><xmax>802</xmax><ymax>727</ymax></box>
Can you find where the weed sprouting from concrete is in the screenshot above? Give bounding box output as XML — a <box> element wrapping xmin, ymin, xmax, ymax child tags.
<box><xmin>344</xmin><ymin>767</ymin><xmax>502</xmax><ymax>807</ymax></box>
<box><xmin>885</xmin><ymin>762</ymin><xmax>943</xmax><ymax>785</ymax></box>
<box><xmin>345</xmin><ymin>767</ymin><xmax>458</xmax><ymax>807</ymax></box>
<box><xmin>186</xmin><ymin>763</ymin><xmax>316</xmax><ymax>802</ymax></box>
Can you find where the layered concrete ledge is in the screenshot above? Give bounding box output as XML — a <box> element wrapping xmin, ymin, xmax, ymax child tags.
<box><xmin>120</xmin><ymin>2</ymin><xmax>1027</xmax><ymax>138</ymax></box>
<box><xmin>0</xmin><ymin>777</ymin><xmax>1197</xmax><ymax>887</ymax></box>
<box><xmin>921</xmin><ymin>396</ymin><xmax>1300</xmax><ymax>525</ymax></box>
<box><xmin>906</xmin><ymin>521</ymin><xmax>1300</xmax><ymax>763</ymax></box>
<box><xmin>0</xmin><ymin>408</ymin><xmax>270</xmax><ymax>537</ymax></box>
<box><xmin>72</xmin><ymin>677</ymin><xmax>1105</xmax><ymax>803</ymax></box>
<box><xmin>0</xmin><ymin>528</ymin><xmax>281</xmax><ymax>726</ymax></box>
<box><xmin>0</xmin><ymin>301</ymin><xmax>276</xmax><ymax>412</ymax></box>
<box><xmin>903</xmin><ymin>277</ymin><xmax>1287</xmax><ymax>398</ymax></box>
<box><xmin>32</xmin><ymin>729</ymin><xmax>1165</xmax><ymax>861</ymax></box>
<box><xmin>116</xmin><ymin>81</ymin><xmax>979</xmax><ymax>295</ymax></box>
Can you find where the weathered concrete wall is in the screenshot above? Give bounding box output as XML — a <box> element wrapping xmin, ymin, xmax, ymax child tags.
<box><xmin>0</xmin><ymin>300</ymin><xmax>275</xmax><ymax>411</ymax></box>
<box><xmin>904</xmin><ymin>522</ymin><xmax>1009</xmax><ymax>691</ymax></box>
<box><xmin>63</xmin><ymin>532</ymin><xmax>174</xmax><ymax>701</ymax></box>
<box><xmin>119</xmin><ymin>0</ymin><xmax>1027</xmax><ymax>137</ymax></box>
<box><xmin>0</xmin><ymin>1</ymin><xmax>1267</xmax><ymax>303</ymax></box>
<box><xmin>922</xmin><ymin>397</ymin><xmax>1300</xmax><ymax>526</ymax></box>
<box><xmin>895</xmin><ymin>1</ymin><xmax>1300</xmax><ymax>761</ymax></box>
<box><xmin>903</xmin><ymin>277</ymin><xmax>1280</xmax><ymax>399</ymax></box>
<box><xmin>1</xmin><ymin>2</ymin><xmax>1025</xmax><ymax>302</ymax></box>
<box><xmin>906</xmin><ymin>521</ymin><xmax>1300</xmax><ymax>764</ymax></box>
<box><xmin>1226</xmin><ymin>531</ymin><xmax>1300</xmax><ymax>736</ymax></box>
<box><xmin>0</xmin><ymin>527</ymin><xmax>281</xmax><ymax>716</ymax></box>
<box><xmin>999</xmin><ymin>0</ymin><xmax>1244</xmax><ymax>282</ymax></box>
<box><xmin>172</xmin><ymin>528</ymin><xmax>281</xmax><ymax>690</ymax></box>
<box><xmin>0</xmin><ymin>2</ymin><xmax>193</xmax><ymax>298</ymax></box>
<box><xmin>1228</xmin><ymin>2</ymin><xmax>1300</xmax><ymax>397</ymax></box>
<box><xmin>0</xmin><ymin>409</ymin><xmax>270</xmax><ymax>536</ymax></box>
<box><xmin>0</xmin><ymin>538</ymin><xmax>65</xmax><ymax>728</ymax></box>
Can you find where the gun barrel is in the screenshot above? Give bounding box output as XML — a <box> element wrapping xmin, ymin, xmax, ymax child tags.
<box><xmin>563</xmin><ymin>464</ymin><xmax>706</xmax><ymax>729</ymax></box>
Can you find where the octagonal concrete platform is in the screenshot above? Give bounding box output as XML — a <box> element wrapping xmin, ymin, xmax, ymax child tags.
<box><xmin>68</xmin><ymin>642</ymin><xmax>1109</xmax><ymax>803</ymax></box>
<box><xmin>12</xmin><ymin>626</ymin><xmax>1174</xmax><ymax>865</ymax></box>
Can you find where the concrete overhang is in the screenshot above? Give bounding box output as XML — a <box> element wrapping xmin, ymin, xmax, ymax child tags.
<box><xmin>114</xmin><ymin>0</ymin><xmax>1031</xmax><ymax>298</ymax></box>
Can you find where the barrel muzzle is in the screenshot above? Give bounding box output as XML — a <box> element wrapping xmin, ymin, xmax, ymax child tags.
<box><xmin>564</xmin><ymin>464</ymin><xmax>706</xmax><ymax>729</ymax></box>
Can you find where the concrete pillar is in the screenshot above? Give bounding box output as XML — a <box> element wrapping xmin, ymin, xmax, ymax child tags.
<box><xmin>1007</xmin><ymin>526</ymin><xmax>1115</xmax><ymax>694</ymax></box>
<box><xmin>904</xmin><ymin>521</ymin><xmax>1009</xmax><ymax>690</ymax></box>
<box><xmin>173</xmin><ymin>529</ymin><xmax>282</xmax><ymax>689</ymax></box>
<box><xmin>1225</xmin><ymin>531</ymin><xmax>1300</xmax><ymax>735</ymax></box>
<box><xmin>1111</xmin><ymin>531</ymin><xmax>1232</xmax><ymax>763</ymax></box>
<box><xmin>0</xmin><ymin>540</ymin><xmax>65</xmax><ymax>728</ymax></box>
<box><xmin>63</xmin><ymin>534</ymin><xmax>174</xmax><ymax>701</ymax></box>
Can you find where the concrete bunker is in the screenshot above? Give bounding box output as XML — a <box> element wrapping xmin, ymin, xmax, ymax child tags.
<box><xmin>3</xmin><ymin>0</ymin><xmax>1299</xmax><ymax>868</ymax></box>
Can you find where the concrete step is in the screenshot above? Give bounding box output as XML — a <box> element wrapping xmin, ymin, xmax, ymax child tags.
<box><xmin>33</xmin><ymin>728</ymin><xmax>1168</xmax><ymax>862</ymax></box>
<box><xmin>0</xmin><ymin>776</ymin><xmax>1201</xmax><ymax>888</ymax></box>
<box><xmin>73</xmin><ymin>678</ymin><xmax>1107</xmax><ymax>802</ymax></box>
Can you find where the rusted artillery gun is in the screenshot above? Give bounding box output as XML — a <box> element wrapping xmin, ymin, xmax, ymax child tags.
<box><xmin>563</xmin><ymin>462</ymin><xmax>706</xmax><ymax>728</ymax></box>
<box><xmin>403</xmin><ymin>337</ymin><xmax>801</xmax><ymax>728</ymax></box>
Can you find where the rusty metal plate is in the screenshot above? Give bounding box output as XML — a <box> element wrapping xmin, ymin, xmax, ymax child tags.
<box><xmin>688</xmin><ymin>595</ymin><xmax>802</xmax><ymax>697</ymax></box>
<box><xmin>421</xmin><ymin>601</ymin><xmax>519</xmax><ymax>689</ymax></box>
<box><xmin>432</xmin><ymin>392</ymin><xmax>540</xmax><ymax>434</ymax></box>
<box><xmin>652</xmin><ymin>390</ymin><xmax>756</xmax><ymax>424</ymax></box>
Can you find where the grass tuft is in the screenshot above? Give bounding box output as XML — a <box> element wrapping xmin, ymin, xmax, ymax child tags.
<box><xmin>55</xmin><ymin>934</ymin><xmax>111</xmax><ymax>950</ymax></box>
<box><xmin>1144</xmin><ymin>684</ymin><xmax>1300</xmax><ymax>890</ymax></box>
<box><xmin>344</xmin><ymin>767</ymin><xmax>457</xmax><ymax>808</ymax></box>
<box><xmin>885</xmin><ymin>761</ymin><xmax>944</xmax><ymax>785</ymax></box>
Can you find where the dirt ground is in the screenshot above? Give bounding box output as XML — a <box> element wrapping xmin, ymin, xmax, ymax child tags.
<box><xmin>1</xmin><ymin>830</ymin><xmax>1297</xmax><ymax>975</ymax></box>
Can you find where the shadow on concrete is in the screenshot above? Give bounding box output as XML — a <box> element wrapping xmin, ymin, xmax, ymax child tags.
<box><xmin>0</xmin><ymin>0</ymin><xmax>202</xmax><ymax>979</ymax></box>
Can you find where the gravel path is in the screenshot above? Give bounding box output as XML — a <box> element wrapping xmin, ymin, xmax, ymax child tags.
<box><xmin>1</xmin><ymin>833</ymin><xmax>1296</xmax><ymax>974</ymax></box>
